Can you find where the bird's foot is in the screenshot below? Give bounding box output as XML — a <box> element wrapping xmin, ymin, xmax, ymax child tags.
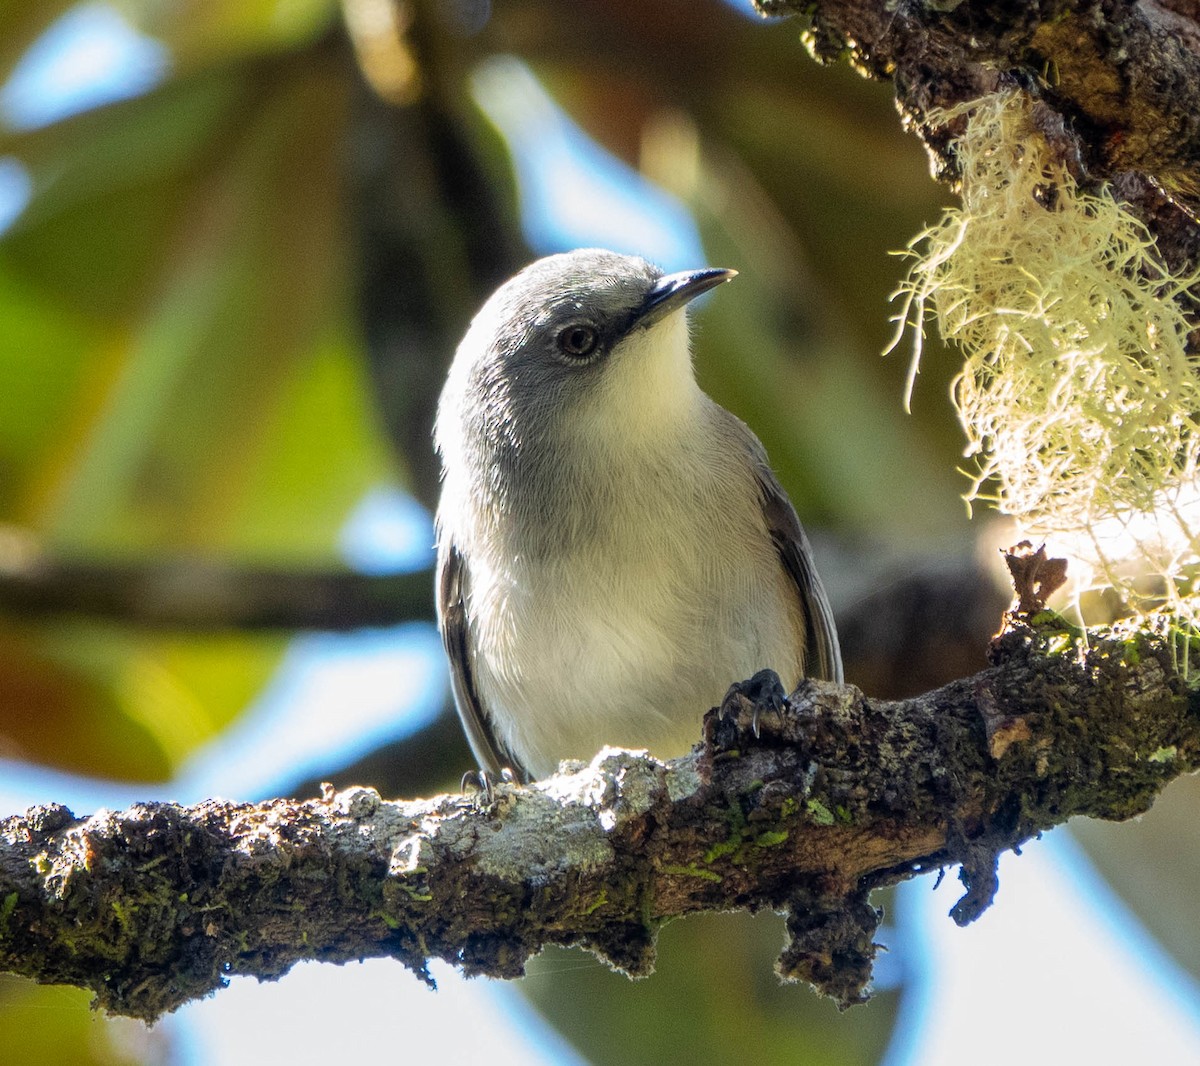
<box><xmin>460</xmin><ymin>767</ymin><xmax>515</xmax><ymax>804</ymax></box>
<box><xmin>719</xmin><ymin>668</ymin><xmax>789</xmax><ymax>738</ymax></box>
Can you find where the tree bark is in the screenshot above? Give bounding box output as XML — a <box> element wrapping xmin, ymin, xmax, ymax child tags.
<box><xmin>2</xmin><ymin>619</ymin><xmax>1195</xmax><ymax>1021</ymax></box>
<box><xmin>759</xmin><ymin>0</ymin><xmax>1200</xmax><ymax>275</ymax></box>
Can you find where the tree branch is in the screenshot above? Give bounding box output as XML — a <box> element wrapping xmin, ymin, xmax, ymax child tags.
<box><xmin>760</xmin><ymin>0</ymin><xmax>1200</xmax><ymax>273</ymax></box>
<box><xmin>0</xmin><ymin>548</ymin><xmax>433</xmax><ymax>631</ymax></box>
<box><xmin>2</xmin><ymin>619</ymin><xmax>1195</xmax><ymax>1021</ymax></box>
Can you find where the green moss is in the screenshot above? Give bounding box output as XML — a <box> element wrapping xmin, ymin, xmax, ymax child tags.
<box><xmin>703</xmin><ymin>839</ymin><xmax>739</xmax><ymax>865</ymax></box>
<box><xmin>1045</xmin><ymin>632</ymin><xmax>1074</xmax><ymax>656</ymax></box>
<box><xmin>1030</xmin><ymin>610</ymin><xmax>1085</xmax><ymax>638</ymax></box>
<box><xmin>0</xmin><ymin>891</ymin><xmax>17</xmax><ymax>937</ymax></box>
<box><xmin>584</xmin><ymin>891</ymin><xmax>608</xmax><ymax>915</ymax></box>
<box><xmin>110</xmin><ymin>898</ymin><xmax>134</xmax><ymax>931</ymax></box>
<box><xmin>660</xmin><ymin>864</ymin><xmax>723</xmax><ymax>883</ymax></box>
<box><xmin>754</xmin><ymin>830</ymin><xmax>789</xmax><ymax>848</ymax></box>
<box><xmin>805</xmin><ymin>799</ymin><xmax>836</xmax><ymax>826</ymax></box>
<box><xmin>702</xmin><ymin>797</ymin><xmax>753</xmax><ymax>866</ymax></box>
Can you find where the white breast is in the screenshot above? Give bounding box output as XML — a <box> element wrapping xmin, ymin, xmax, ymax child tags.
<box><xmin>462</xmin><ymin>425</ymin><xmax>805</xmax><ymax>779</ymax></box>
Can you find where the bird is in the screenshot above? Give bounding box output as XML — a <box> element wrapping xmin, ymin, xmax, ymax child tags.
<box><xmin>434</xmin><ymin>248</ymin><xmax>841</xmax><ymax>783</ymax></box>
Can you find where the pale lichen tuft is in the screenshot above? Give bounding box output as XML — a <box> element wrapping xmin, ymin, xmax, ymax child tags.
<box><xmin>892</xmin><ymin>90</ymin><xmax>1200</xmax><ymax>622</ymax></box>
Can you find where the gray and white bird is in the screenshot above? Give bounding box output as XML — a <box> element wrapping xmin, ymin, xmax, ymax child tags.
<box><xmin>435</xmin><ymin>249</ymin><xmax>841</xmax><ymax>782</ymax></box>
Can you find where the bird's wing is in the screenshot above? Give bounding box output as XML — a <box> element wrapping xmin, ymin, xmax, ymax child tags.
<box><xmin>436</xmin><ymin>539</ymin><xmax>530</xmax><ymax>782</ymax></box>
<box><xmin>751</xmin><ymin>458</ymin><xmax>844</xmax><ymax>684</ymax></box>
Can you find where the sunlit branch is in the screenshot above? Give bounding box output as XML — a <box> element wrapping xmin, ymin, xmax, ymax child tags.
<box><xmin>1</xmin><ymin>619</ymin><xmax>1194</xmax><ymax>1021</ymax></box>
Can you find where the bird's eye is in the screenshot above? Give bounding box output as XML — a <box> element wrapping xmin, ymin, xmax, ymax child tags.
<box><xmin>556</xmin><ymin>325</ymin><xmax>599</xmax><ymax>359</ymax></box>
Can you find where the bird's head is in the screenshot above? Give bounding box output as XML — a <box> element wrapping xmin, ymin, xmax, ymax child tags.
<box><xmin>437</xmin><ymin>248</ymin><xmax>736</xmax><ymax>468</ymax></box>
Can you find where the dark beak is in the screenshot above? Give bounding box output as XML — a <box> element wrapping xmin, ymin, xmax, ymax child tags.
<box><xmin>631</xmin><ymin>267</ymin><xmax>737</xmax><ymax>330</ymax></box>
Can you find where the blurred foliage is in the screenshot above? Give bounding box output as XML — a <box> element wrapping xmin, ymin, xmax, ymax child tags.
<box><xmin>0</xmin><ymin>619</ymin><xmax>286</xmax><ymax>777</ymax></box>
<box><xmin>1070</xmin><ymin>776</ymin><xmax>1200</xmax><ymax>980</ymax></box>
<box><xmin>0</xmin><ymin>1</ymin><xmax>1192</xmax><ymax>1064</ymax></box>
<box><xmin>523</xmin><ymin>910</ymin><xmax>901</xmax><ymax>1066</ymax></box>
<box><xmin>0</xmin><ymin>975</ymin><xmax>172</xmax><ymax>1065</ymax></box>
<box><xmin>0</xmin><ymin>9</ymin><xmax>394</xmax><ymax>783</ymax></box>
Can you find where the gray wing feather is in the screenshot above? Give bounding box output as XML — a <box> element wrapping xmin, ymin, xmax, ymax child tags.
<box><xmin>751</xmin><ymin>457</ymin><xmax>844</xmax><ymax>685</ymax></box>
<box><xmin>436</xmin><ymin>540</ymin><xmax>530</xmax><ymax>781</ymax></box>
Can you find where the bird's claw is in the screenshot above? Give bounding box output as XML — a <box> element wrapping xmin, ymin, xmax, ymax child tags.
<box><xmin>460</xmin><ymin>767</ymin><xmax>515</xmax><ymax>804</ymax></box>
<box><xmin>719</xmin><ymin>668</ymin><xmax>789</xmax><ymax>737</ymax></box>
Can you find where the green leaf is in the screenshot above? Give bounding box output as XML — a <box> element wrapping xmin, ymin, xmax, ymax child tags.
<box><xmin>0</xmin><ymin>617</ymin><xmax>285</xmax><ymax>781</ymax></box>
<box><xmin>2</xmin><ymin>52</ymin><xmax>357</xmax><ymax>556</ymax></box>
<box><xmin>1</xmin><ymin>65</ymin><xmax>248</xmax><ymax>238</ymax></box>
<box><xmin>0</xmin><ymin>620</ymin><xmax>169</xmax><ymax>781</ymax></box>
<box><xmin>0</xmin><ymin>264</ymin><xmax>99</xmax><ymax>517</ymax></box>
<box><xmin>115</xmin><ymin>0</ymin><xmax>337</xmax><ymax>75</ymax></box>
<box><xmin>229</xmin><ymin>327</ymin><xmax>401</xmax><ymax>561</ymax></box>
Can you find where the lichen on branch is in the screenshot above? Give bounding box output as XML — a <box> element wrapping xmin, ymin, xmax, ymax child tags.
<box><xmin>892</xmin><ymin>89</ymin><xmax>1200</xmax><ymax>618</ymax></box>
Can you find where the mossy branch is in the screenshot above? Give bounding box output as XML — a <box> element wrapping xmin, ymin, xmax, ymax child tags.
<box><xmin>2</xmin><ymin>619</ymin><xmax>1197</xmax><ymax>1022</ymax></box>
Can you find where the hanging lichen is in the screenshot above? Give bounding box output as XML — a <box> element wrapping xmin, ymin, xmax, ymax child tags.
<box><xmin>893</xmin><ymin>90</ymin><xmax>1200</xmax><ymax>619</ymax></box>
